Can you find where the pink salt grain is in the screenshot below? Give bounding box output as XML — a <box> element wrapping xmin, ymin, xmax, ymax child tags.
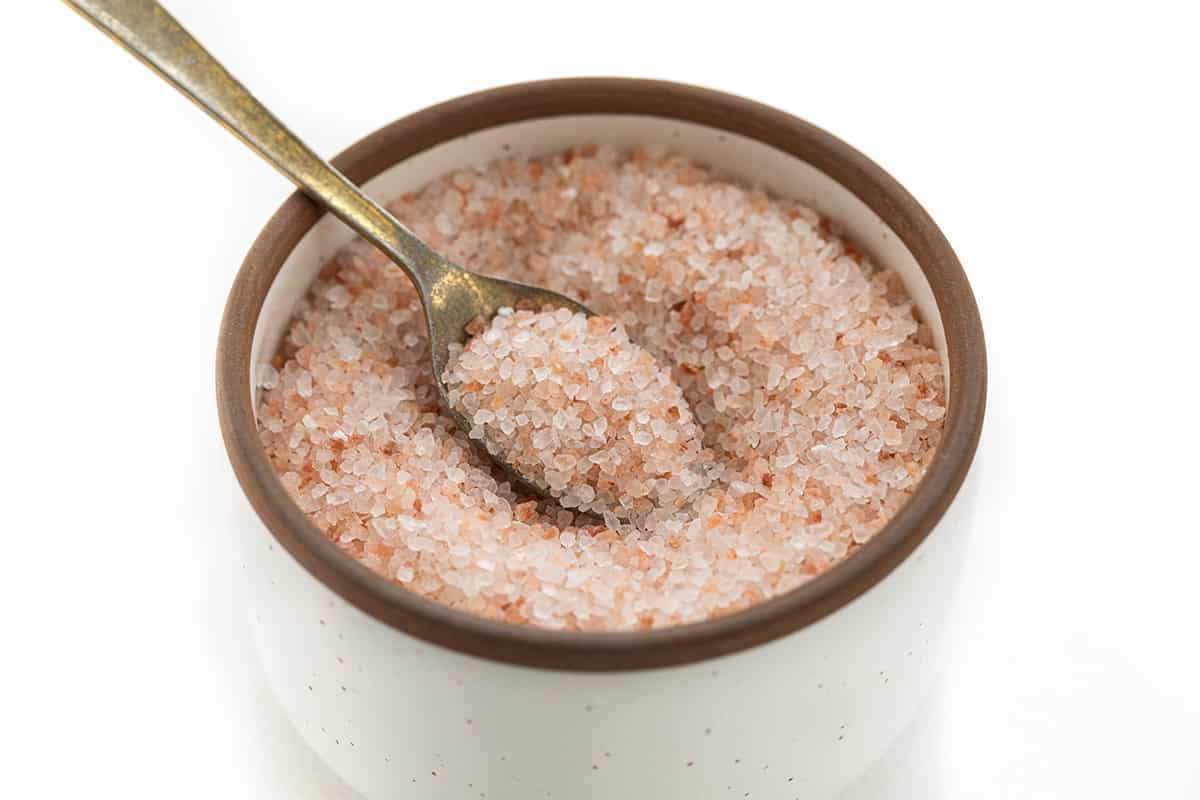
<box><xmin>256</xmin><ymin>146</ymin><xmax>946</xmax><ymax>631</ymax></box>
<box><xmin>444</xmin><ymin>308</ymin><xmax>711</xmax><ymax>523</ymax></box>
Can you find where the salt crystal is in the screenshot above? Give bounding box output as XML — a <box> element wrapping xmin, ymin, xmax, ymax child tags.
<box><xmin>257</xmin><ymin>363</ymin><xmax>279</xmax><ymax>389</ymax></box>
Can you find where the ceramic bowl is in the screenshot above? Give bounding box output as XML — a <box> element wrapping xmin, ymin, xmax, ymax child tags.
<box><xmin>217</xmin><ymin>78</ymin><xmax>986</xmax><ymax>799</ymax></box>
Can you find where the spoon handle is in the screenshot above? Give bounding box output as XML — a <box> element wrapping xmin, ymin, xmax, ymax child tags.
<box><xmin>64</xmin><ymin>0</ymin><xmax>448</xmax><ymax>293</ymax></box>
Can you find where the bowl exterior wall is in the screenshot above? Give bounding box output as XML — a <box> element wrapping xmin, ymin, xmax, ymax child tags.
<box><xmin>235</xmin><ymin>473</ymin><xmax>974</xmax><ymax>798</ymax></box>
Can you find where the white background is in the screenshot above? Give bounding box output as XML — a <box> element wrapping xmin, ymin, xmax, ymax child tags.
<box><xmin>3</xmin><ymin>1</ymin><xmax>1198</xmax><ymax>797</ymax></box>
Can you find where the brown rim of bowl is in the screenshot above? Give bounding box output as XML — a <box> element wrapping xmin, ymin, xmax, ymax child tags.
<box><xmin>217</xmin><ymin>77</ymin><xmax>986</xmax><ymax>672</ymax></box>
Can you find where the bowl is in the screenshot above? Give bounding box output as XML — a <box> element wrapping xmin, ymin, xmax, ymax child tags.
<box><xmin>217</xmin><ymin>78</ymin><xmax>986</xmax><ymax>799</ymax></box>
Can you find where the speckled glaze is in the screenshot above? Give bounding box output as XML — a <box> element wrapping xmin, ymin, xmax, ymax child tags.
<box><xmin>236</xmin><ymin>485</ymin><xmax>974</xmax><ymax>798</ymax></box>
<box><xmin>220</xmin><ymin>80</ymin><xmax>985</xmax><ymax>799</ymax></box>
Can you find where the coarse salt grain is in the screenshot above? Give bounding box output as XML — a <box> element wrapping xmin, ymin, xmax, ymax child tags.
<box><xmin>257</xmin><ymin>146</ymin><xmax>946</xmax><ymax>631</ymax></box>
<box><xmin>447</xmin><ymin>310</ymin><xmax>712</xmax><ymax>523</ymax></box>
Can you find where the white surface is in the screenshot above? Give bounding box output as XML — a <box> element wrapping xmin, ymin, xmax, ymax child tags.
<box><xmin>2</xmin><ymin>0</ymin><xmax>1198</xmax><ymax>797</ymax></box>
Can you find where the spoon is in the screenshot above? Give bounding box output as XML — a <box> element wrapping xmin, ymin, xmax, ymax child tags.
<box><xmin>66</xmin><ymin>0</ymin><xmax>593</xmax><ymax>500</ymax></box>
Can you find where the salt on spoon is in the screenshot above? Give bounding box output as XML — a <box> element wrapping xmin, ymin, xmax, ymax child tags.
<box><xmin>444</xmin><ymin>308</ymin><xmax>713</xmax><ymax>525</ymax></box>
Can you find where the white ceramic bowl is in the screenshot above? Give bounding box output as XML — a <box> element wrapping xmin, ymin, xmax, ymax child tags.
<box><xmin>218</xmin><ymin>79</ymin><xmax>986</xmax><ymax>799</ymax></box>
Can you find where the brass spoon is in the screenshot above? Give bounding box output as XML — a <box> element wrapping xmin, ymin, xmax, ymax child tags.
<box><xmin>67</xmin><ymin>0</ymin><xmax>592</xmax><ymax>500</ymax></box>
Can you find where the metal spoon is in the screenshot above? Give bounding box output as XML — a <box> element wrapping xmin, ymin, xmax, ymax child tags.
<box><xmin>66</xmin><ymin>0</ymin><xmax>593</xmax><ymax>500</ymax></box>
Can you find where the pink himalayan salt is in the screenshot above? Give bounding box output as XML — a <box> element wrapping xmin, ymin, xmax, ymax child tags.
<box><xmin>256</xmin><ymin>145</ymin><xmax>946</xmax><ymax>631</ymax></box>
<box><xmin>444</xmin><ymin>307</ymin><xmax>712</xmax><ymax>524</ymax></box>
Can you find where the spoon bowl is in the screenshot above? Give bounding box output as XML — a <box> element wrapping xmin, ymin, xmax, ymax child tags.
<box><xmin>421</xmin><ymin>267</ymin><xmax>592</xmax><ymax>496</ymax></box>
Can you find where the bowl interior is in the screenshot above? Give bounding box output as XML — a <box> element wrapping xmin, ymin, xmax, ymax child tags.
<box><xmin>250</xmin><ymin>115</ymin><xmax>947</xmax><ymax>409</ymax></box>
<box><xmin>223</xmin><ymin>87</ymin><xmax>985</xmax><ymax>671</ymax></box>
